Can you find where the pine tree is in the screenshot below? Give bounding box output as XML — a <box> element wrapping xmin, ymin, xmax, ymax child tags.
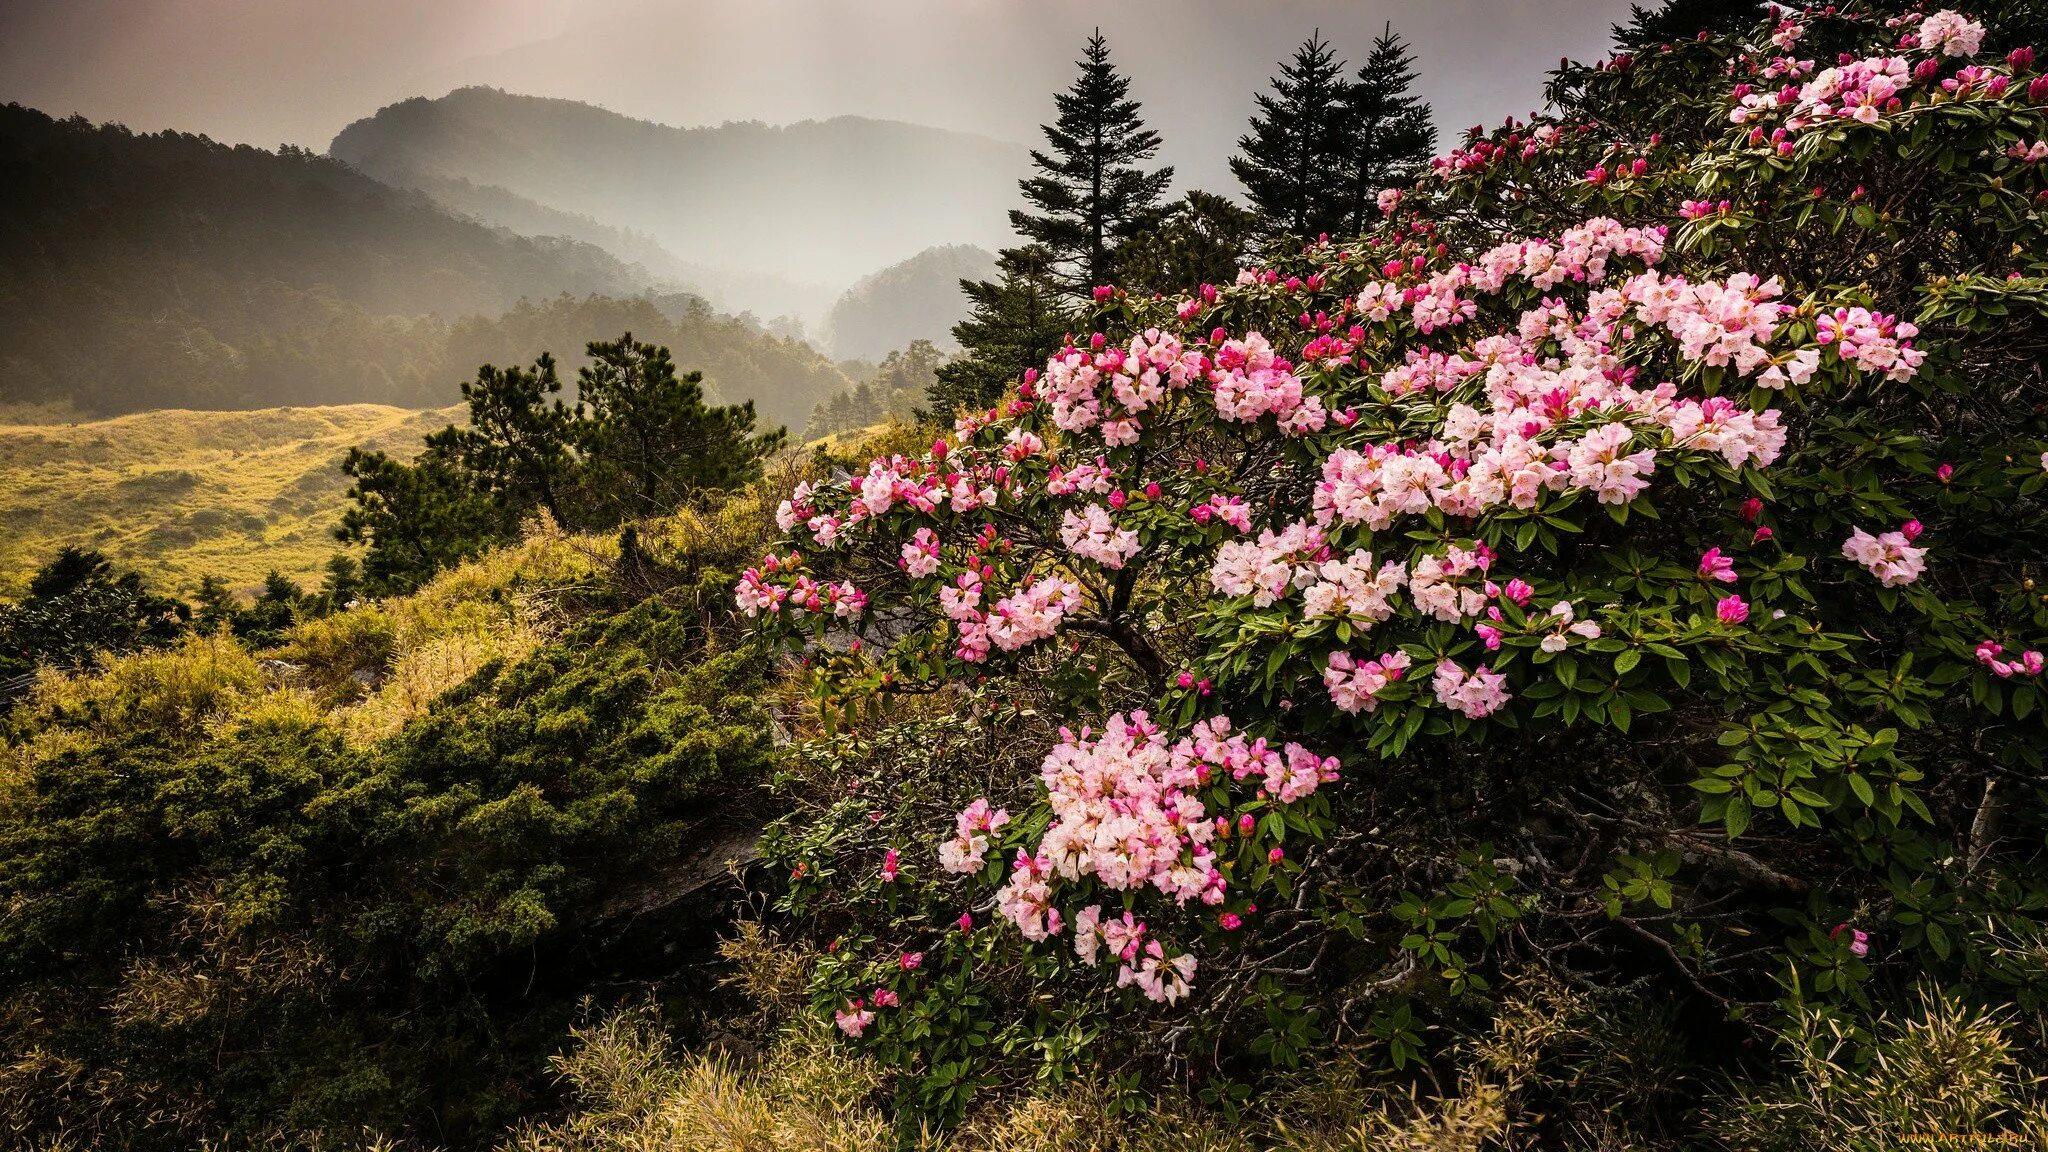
<box><xmin>925</xmin><ymin>245</ymin><xmax>1073</xmax><ymax>417</ymax></box>
<box><xmin>1232</xmin><ymin>33</ymin><xmax>1355</xmax><ymax>240</ymax></box>
<box><xmin>1339</xmin><ymin>25</ymin><xmax>1437</xmax><ymax>235</ymax></box>
<box><xmin>443</xmin><ymin>353</ymin><xmax>578</xmax><ymax>527</ymax></box>
<box><xmin>1009</xmin><ymin>32</ymin><xmax>1174</xmax><ymax>297</ymax></box>
<box><xmin>571</xmin><ymin>332</ymin><xmax>786</xmax><ymax>524</ymax></box>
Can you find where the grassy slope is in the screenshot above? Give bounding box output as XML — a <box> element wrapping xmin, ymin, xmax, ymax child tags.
<box><xmin>0</xmin><ymin>405</ymin><xmax>460</xmax><ymax>596</ymax></box>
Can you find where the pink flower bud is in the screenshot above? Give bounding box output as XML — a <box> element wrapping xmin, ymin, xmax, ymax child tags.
<box><xmin>1936</xmin><ymin>463</ymin><xmax>1954</xmax><ymax>483</ymax></box>
<box><xmin>1143</xmin><ymin>482</ymin><xmax>1161</xmax><ymax>501</ymax></box>
<box><xmin>1901</xmin><ymin>519</ymin><xmax>1923</xmax><ymax>540</ymax></box>
<box><xmin>956</xmin><ymin>912</ymin><xmax>973</xmax><ymax>933</ymax></box>
<box><xmin>1238</xmin><ymin>813</ymin><xmax>1255</xmax><ymax>835</ymax></box>
<box><xmin>1268</xmin><ymin>846</ymin><xmax>1285</xmax><ymax>863</ymax></box>
<box><xmin>900</xmin><ymin>951</ymin><xmax>923</xmax><ymax>970</ymax></box>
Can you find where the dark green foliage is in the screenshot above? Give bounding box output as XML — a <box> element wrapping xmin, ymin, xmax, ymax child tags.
<box><xmin>928</xmin><ymin>246</ymin><xmax>1075</xmax><ymax>418</ymax></box>
<box><xmin>231</xmin><ymin>571</ymin><xmax>311</xmax><ymax>647</ymax></box>
<box><xmin>1612</xmin><ymin>0</ymin><xmax>1772</xmax><ymax>50</ymax></box>
<box><xmin>1232</xmin><ymin>33</ymin><xmax>1356</xmax><ymax>240</ymax></box>
<box><xmin>1113</xmin><ymin>190</ymin><xmax>1258</xmax><ymax>296</ymax></box>
<box><xmin>572</xmin><ymin>335</ymin><xmax>787</xmax><ymax>524</ymax></box>
<box><xmin>1007</xmin><ymin>32</ymin><xmax>1174</xmax><ymax>298</ymax></box>
<box><xmin>446</xmin><ymin>352</ymin><xmax>581</xmax><ymax>526</ymax></box>
<box><xmin>193</xmin><ymin>574</ymin><xmax>242</xmax><ymax>633</ymax></box>
<box><xmin>1339</xmin><ymin>27</ymin><xmax>1436</xmax><ymax>234</ymax></box>
<box><xmin>0</xmin><ymin>595</ymin><xmax>775</xmax><ymax>1146</ymax></box>
<box><xmin>338</xmin><ymin>444</ymin><xmax>512</xmax><ymax>594</ymax></box>
<box><xmin>316</xmin><ymin>555</ymin><xmax>365</xmax><ymax>615</ymax></box>
<box><xmin>1233</xmin><ymin>26</ymin><xmax>1435</xmax><ymax>241</ymax></box>
<box><xmin>340</xmin><ymin>332</ymin><xmax>784</xmax><ymax>594</ymax></box>
<box><xmin>0</xmin><ymin>548</ymin><xmax>187</xmax><ymax>683</ymax></box>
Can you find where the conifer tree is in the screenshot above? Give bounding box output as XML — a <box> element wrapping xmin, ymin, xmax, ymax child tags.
<box><xmin>1009</xmin><ymin>32</ymin><xmax>1174</xmax><ymax>297</ymax></box>
<box><xmin>1339</xmin><ymin>25</ymin><xmax>1437</xmax><ymax>235</ymax></box>
<box><xmin>1232</xmin><ymin>33</ymin><xmax>1355</xmax><ymax>240</ymax></box>
<box><xmin>1612</xmin><ymin>0</ymin><xmax>1769</xmax><ymax>50</ymax></box>
<box><xmin>572</xmin><ymin>333</ymin><xmax>786</xmax><ymax>523</ymax></box>
<box><xmin>925</xmin><ymin>245</ymin><xmax>1072</xmax><ymax>417</ymax></box>
<box><xmin>1113</xmin><ymin>190</ymin><xmax>1257</xmax><ymax>296</ymax></box>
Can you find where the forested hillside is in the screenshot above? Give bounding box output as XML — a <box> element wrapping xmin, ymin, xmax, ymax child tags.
<box><xmin>0</xmin><ymin>104</ymin><xmax>651</xmax><ymax>413</ymax></box>
<box><xmin>0</xmin><ymin>105</ymin><xmax>856</xmax><ymax>423</ymax></box>
<box><xmin>328</xmin><ymin>88</ymin><xmax>1026</xmax><ymax>303</ymax></box>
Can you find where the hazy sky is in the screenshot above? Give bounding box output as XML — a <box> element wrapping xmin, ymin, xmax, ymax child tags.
<box><xmin>2</xmin><ymin>0</ymin><xmax>1639</xmax><ymax>193</ymax></box>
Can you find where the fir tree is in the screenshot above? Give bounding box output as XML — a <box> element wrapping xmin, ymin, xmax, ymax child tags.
<box><xmin>1009</xmin><ymin>32</ymin><xmax>1174</xmax><ymax>297</ymax></box>
<box><xmin>0</xmin><ymin>548</ymin><xmax>188</xmax><ymax>684</ymax></box>
<box><xmin>1339</xmin><ymin>25</ymin><xmax>1437</xmax><ymax>235</ymax></box>
<box><xmin>317</xmin><ymin>554</ymin><xmax>364</xmax><ymax>614</ymax></box>
<box><xmin>925</xmin><ymin>245</ymin><xmax>1073</xmax><ymax>417</ymax></box>
<box><xmin>337</xmin><ymin>444</ymin><xmax>514</xmax><ymax>595</ymax></box>
<box><xmin>1232</xmin><ymin>33</ymin><xmax>1355</xmax><ymax>240</ymax></box>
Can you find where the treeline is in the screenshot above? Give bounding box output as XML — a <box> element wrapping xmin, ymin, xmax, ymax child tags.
<box><xmin>0</xmin><ymin>105</ymin><xmax>854</xmax><ymax>423</ymax></box>
<box><xmin>925</xmin><ymin>27</ymin><xmax>1434</xmax><ymax>416</ymax></box>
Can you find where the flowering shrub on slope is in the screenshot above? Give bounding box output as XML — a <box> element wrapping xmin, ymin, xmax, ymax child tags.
<box><xmin>744</xmin><ymin>2</ymin><xmax>2048</xmax><ymax>1124</ymax></box>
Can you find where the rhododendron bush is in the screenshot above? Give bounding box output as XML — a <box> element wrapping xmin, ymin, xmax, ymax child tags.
<box><xmin>747</xmin><ymin>2</ymin><xmax>2048</xmax><ymax>1123</ymax></box>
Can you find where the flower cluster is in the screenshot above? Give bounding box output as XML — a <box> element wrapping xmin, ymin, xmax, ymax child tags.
<box><xmin>1324</xmin><ymin>649</ymin><xmax>1412</xmax><ymax>714</ymax></box>
<box><xmin>1841</xmin><ymin>523</ymin><xmax>1928</xmax><ymax>587</ymax></box>
<box><xmin>1816</xmin><ymin>306</ymin><xmax>1926</xmax><ymax>382</ymax></box>
<box><xmin>1432</xmin><ymin>660</ymin><xmax>1513</xmax><ymax>719</ymax></box>
<box><xmin>1976</xmin><ymin>641</ymin><xmax>2046</xmax><ymax>678</ymax></box>
<box><xmin>980</xmin><ymin>712</ymin><xmax>1339</xmax><ymax>1001</ymax></box>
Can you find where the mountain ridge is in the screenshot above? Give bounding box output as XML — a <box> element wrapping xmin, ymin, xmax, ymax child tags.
<box><xmin>328</xmin><ymin>87</ymin><xmax>1027</xmax><ymax>313</ymax></box>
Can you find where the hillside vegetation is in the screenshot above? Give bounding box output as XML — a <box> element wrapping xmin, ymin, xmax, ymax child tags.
<box><xmin>0</xmin><ymin>405</ymin><xmax>455</xmax><ymax>596</ymax></box>
<box><xmin>0</xmin><ymin>104</ymin><xmax>653</xmax><ymax>413</ymax></box>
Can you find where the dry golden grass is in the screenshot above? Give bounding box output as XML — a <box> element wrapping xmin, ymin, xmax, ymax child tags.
<box><xmin>0</xmin><ymin>404</ymin><xmax>461</xmax><ymax>597</ymax></box>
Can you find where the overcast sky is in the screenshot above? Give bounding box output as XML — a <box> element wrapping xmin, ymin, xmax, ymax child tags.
<box><xmin>2</xmin><ymin>0</ymin><xmax>1640</xmax><ymax>193</ymax></box>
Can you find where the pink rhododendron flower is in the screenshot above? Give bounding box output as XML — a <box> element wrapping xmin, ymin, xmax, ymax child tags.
<box><xmin>1841</xmin><ymin>526</ymin><xmax>1928</xmax><ymax>586</ymax></box>
<box><xmin>1717</xmin><ymin>595</ymin><xmax>1750</xmax><ymax>625</ymax></box>
<box><xmin>834</xmin><ymin>1000</ymin><xmax>875</xmax><ymax>1037</ymax></box>
<box><xmin>1433</xmin><ymin>660</ymin><xmax>1512</xmax><ymax>719</ymax></box>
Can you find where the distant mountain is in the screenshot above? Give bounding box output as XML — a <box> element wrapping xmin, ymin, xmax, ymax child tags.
<box><xmin>0</xmin><ymin>104</ymin><xmax>853</xmax><ymax>424</ymax></box>
<box><xmin>393</xmin><ymin>172</ymin><xmax>842</xmax><ymax>325</ymax></box>
<box><xmin>328</xmin><ymin>88</ymin><xmax>1025</xmax><ymax>317</ymax></box>
<box><xmin>823</xmin><ymin>244</ymin><xmax>997</xmax><ymax>362</ymax></box>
